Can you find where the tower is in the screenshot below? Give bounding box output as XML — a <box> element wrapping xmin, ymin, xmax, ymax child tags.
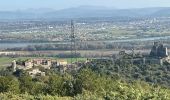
<box><xmin>70</xmin><ymin>20</ymin><xmax>77</xmax><ymax>64</ymax></box>
<box><xmin>165</xmin><ymin>47</ymin><xmax>168</xmax><ymax>57</ymax></box>
<box><xmin>12</xmin><ymin>60</ymin><xmax>16</xmax><ymax>72</ymax></box>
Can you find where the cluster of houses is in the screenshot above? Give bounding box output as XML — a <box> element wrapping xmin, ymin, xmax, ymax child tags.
<box><xmin>11</xmin><ymin>58</ymin><xmax>68</xmax><ymax>77</ymax></box>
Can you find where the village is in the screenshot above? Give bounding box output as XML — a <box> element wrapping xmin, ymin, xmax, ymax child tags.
<box><xmin>10</xmin><ymin>57</ymin><xmax>91</xmax><ymax>77</ymax></box>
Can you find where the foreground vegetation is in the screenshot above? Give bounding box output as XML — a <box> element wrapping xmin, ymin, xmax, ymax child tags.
<box><xmin>0</xmin><ymin>67</ymin><xmax>170</xmax><ymax>100</ymax></box>
<box><xmin>86</xmin><ymin>58</ymin><xmax>170</xmax><ymax>88</ymax></box>
<box><xmin>1</xmin><ymin>52</ymin><xmax>170</xmax><ymax>99</ymax></box>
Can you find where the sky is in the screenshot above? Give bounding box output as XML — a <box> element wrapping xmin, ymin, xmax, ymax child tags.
<box><xmin>0</xmin><ymin>0</ymin><xmax>170</xmax><ymax>11</ymax></box>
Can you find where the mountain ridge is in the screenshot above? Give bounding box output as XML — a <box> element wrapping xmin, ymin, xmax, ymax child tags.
<box><xmin>0</xmin><ymin>6</ymin><xmax>170</xmax><ymax>19</ymax></box>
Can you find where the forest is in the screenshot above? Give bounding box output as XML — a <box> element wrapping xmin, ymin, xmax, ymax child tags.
<box><xmin>0</xmin><ymin>57</ymin><xmax>170</xmax><ymax>100</ymax></box>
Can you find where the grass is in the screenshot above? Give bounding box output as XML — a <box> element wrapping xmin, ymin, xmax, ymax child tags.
<box><xmin>58</xmin><ymin>58</ymin><xmax>87</xmax><ymax>63</ymax></box>
<box><xmin>0</xmin><ymin>57</ymin><xmax>15</xmax><ymax>69</ymax></box>
<box><xmin>0</xmin><ymin>57</ymin><xmax>14</xmax><ymax>65</ymax></box>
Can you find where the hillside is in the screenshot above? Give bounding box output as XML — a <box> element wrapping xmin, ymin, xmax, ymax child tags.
<box><xmin>1</xmin><ymin>7</ymin><xmax>170</xmax><ymax>19</ymax></box>
<box><xmin>0</xmin><ymin>68</ymin><xmax>170</xmax><ymax>99</ymax></box>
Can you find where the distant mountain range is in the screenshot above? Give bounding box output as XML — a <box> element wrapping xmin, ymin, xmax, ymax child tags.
<box><xmin>1</xmin><ymin>6</ymin><xmax>170</xmax><ymax>19</ymax></box>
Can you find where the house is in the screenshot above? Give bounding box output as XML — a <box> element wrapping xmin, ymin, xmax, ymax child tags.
<box><xmin>28</xmin><ymin>69</ymin><xmax>45</xmax><ymax>77</ymax></box>
<box><xmin>25</xmin><ymin>60</ymin><xmax>33</xmax><ymax>69</ymax></box>
<box><xmin>57</xmin><ymin>60</ymin><xmax>68</xmax><ymax>66</ymax></box>
<box><xmin>33</xmin><ymin>59</ymin><xmax>52</xmax><ymax>69</ymax></box>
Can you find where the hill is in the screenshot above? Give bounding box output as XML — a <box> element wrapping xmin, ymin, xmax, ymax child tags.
<box><xmin>1</xmin><ymin>7</ymin><xmax>170</xmax><ymax>19</ymax></box>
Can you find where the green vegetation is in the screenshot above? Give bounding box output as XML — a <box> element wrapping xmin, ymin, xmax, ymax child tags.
<box><xmin>0</xmin><ymin>57</ymin><xmax>14</xmax><ymax>65</ymax></box>
<box><xmin>85</xmin><ymin>57</ymin><xmax>170</xmax><ymax>88</ymax></box>
<box><xmin>63</xmin><ymin>58</ymin><xmax>87</xmax><ymax>63</ymax></box>
<box><xmin>1</xmin><ymin>54</ymin><xmax>170</xmax><ymax>99</ymax></box>
<box><xmin>0</xmin><ymin>68</ymin><xmax>170</xmax><ymax>99</ymax></box>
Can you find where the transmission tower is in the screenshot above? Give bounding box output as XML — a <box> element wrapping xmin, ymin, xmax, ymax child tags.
<box><xmin>70</xmin><ymin>20</ymin><xmax>77</xmax><ymax>64</ymax></box>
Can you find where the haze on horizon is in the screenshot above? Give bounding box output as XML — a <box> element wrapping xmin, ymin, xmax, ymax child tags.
<box><xmin>0</xmin><ymin>0</ymin><xmax>170</xmax><ymax>11</ymax></box>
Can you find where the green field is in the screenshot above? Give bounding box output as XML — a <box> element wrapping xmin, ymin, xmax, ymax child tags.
<box><xmin>60</xmin><ymin>58</ymin><xmax>88</xmax><ymax>63</ymax></box>
<box><xmin>0</xmin><ymin>57</ymin><xmax>14</xmax><ymax>65</ymax></box>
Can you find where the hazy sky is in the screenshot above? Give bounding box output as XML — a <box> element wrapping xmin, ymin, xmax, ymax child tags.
<box><xmin>0</xmin><ymin>0</ymin><xmax>170</xmax><ymax>11</ymax></box>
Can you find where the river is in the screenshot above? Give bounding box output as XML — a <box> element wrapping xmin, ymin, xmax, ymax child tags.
<box><xmin>1</xmin><ymin>36</ymin><xmax>170</xmax><ymax>50</ymax></box>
